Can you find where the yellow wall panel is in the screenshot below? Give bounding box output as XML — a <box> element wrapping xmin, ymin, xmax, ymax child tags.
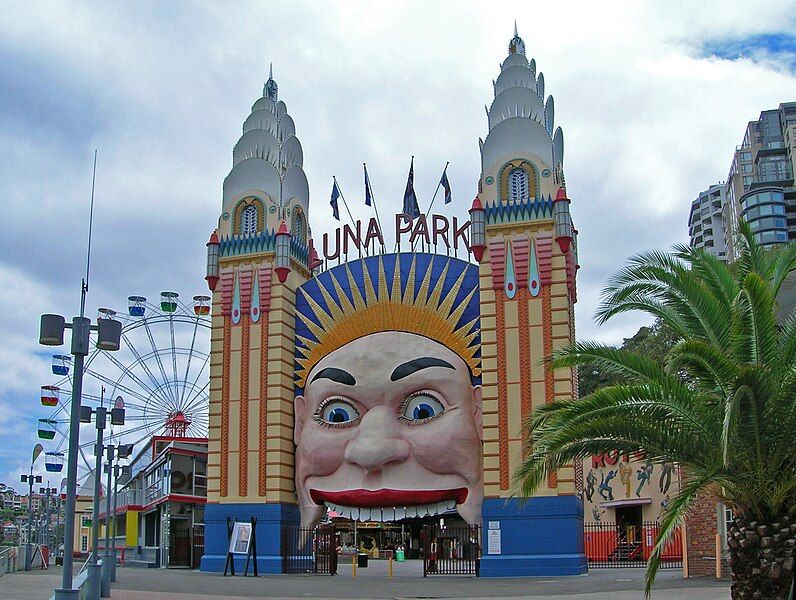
<box><xmin>528</xmin><ymin>299</ymin><xmax>542</xmax><ymax>326</ymax></box>
<box><xmin>504</xmin><ymin>301</ymin><xmax>518</xmax><ymax>328</ymax></box>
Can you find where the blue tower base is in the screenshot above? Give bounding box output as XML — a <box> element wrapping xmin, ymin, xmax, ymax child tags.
<box><xmin>479</xmin><ymin>496</ymin><xmax>587</xmax><ymax>577</ymax></box>
<box><xmin>199</xmin><ymin>502</ymin><xmax>300</xmax><ymax>574</ymax></box>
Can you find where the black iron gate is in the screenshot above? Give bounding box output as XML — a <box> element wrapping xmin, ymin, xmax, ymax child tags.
<box><xmin>422</xmin><ymin>523</ymin><xmax>480</xmax><ymax>576</ymax></box>
<box><xmin>192</xmin><ymin>524</ymin><xmax>204</xmax><ymax>570</ymax></box>
<box><xmin>281</xmin><ymin>525</ymin><xmax>337</xmax><ymax>574</ymax></box>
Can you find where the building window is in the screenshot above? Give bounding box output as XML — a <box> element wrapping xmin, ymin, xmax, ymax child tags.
<box><xmin>241</xmin><ymin>205</ymin><xmax>257</xmax><ymax>236</ymax></box>
<box><xmin>508</xmin><ymin>168</ymin><xmax>529</xmax><ymax>202</ymax></box>
<box><xmin>81</xmin><ymin>535</ymin><xmax>88</xmax><ymax>552</ymax></box>
<box><xmin>291</xmin><ymin>207</ymin><xmax>307</xmax><ymax>244</ymax></box>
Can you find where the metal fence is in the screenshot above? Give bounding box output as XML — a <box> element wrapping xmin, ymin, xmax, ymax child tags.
<box><xmin>422</xmin><ymin>524</ymin><xmax>480</xmax><ymax>576</ymax></box>
<box><xmin>584</xmin><ymin>521</ymin><xmax>682</xmax><ymax>569</ymax></box>
<box><xmin>281</xmin><ymin>525</ymin><xmax>336</xmax><ymax>575</ymax></box>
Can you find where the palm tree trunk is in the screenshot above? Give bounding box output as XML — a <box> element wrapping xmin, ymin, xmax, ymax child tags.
<box><xmin>727</xmin><ymin>514</ymin><xmax>795</xmax><ymax>599</ymax></box>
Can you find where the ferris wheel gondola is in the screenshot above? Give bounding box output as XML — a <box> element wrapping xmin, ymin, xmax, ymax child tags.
<box><xmin>38</xmin><ymin>291</ymin><xmax>211</xmax><ymax>477</ymax></box>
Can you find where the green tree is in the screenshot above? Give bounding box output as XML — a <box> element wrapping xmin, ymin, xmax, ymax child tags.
<box><xmin>577</xmin><ymin>319</ymin><xmax>681</xmax><ymax>396</ymax></box>
<box><xmin>515</xmin><ymin>224</ymin><xmax>796</xmax><ymax>599</ymax></box>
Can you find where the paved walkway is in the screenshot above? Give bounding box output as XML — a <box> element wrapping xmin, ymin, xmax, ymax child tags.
<box><xmin>0</xmin><ymin>563</ymin><xmax>730</xmax><ymax>599</ymax></box>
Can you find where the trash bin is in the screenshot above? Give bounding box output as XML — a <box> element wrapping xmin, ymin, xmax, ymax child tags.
<box><xmin>396</xmin><ymin>549</ymin><xmax>405</xmax><ymax>562</ymax></box>
<box><xmin>357</xmin><ymin>553</ymin><xmax>368</xmax><ymax>568</ymax></box>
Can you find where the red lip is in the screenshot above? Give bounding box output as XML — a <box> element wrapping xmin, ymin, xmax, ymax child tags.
<box><xmin>310</xmin><ymin>488</ymin><xmax>468</xmax><ymax>508</ymax></box>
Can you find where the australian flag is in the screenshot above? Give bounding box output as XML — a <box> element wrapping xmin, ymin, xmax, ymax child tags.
<box><xmin>364</xmin><ymin>164</ymin><xmax>373</xmax><ymax>207</ymax></box>
<box><xmin>440</xmin><ymin>168</ymin><xmax>452</xmax><ymax>204</ymax></box>
<box><xmin>330</xmin><ymin>179</ymin><xmax>341</xmax><ymax>220</ymax></box>
<box><xmin>402</xmin><ymin>158</ymin><xmax>420</xmax><ymax>219</ymax></box>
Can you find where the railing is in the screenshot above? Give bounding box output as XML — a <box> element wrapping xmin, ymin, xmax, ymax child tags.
<box><xmin>584</xmin><ymin>521</ymin><xmax>682</xmax><ymax>569</ymax></box>
<box><xmin>0</xmin><ymin>546</ymin><xmax>17</xmax><ymax>575</ymax></box>
<box><xmin>281</xmin><ymin>525</ymin><xmax>336</xmax><ymax>575</ymax></box>
<box><xmin>422</xmin><ymin>524</ymin><xmax>481</xmax><ymax>576</ymax></box>
<box><xmin>116</xmin><ymin>487</ymin><xmax>143</xmax><ymax>508</ymax></box>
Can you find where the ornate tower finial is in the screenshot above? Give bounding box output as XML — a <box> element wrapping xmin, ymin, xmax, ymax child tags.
<box><xmin>264</xmin><ymin>63</ymin><xmax>278</xmax><ymax>101</ymax></box>
<box><xmin>509</xmin><ymin>22</ymin><xmax>525</xmax><ymax>56</ymax></box>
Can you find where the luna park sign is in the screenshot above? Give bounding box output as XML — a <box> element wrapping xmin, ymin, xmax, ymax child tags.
<box><xmin>321</xmin><ymin>214</ymin><xmax>471</xmax><ymax>260</ymax></box>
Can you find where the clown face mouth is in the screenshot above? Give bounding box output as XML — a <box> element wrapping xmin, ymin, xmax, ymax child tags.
<box><xmin>310</xmin><ymin>488</ymin><xmax>468</xmax><ymax>522</ymax></box>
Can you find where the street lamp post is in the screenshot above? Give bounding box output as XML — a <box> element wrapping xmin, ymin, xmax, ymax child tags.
<box><xmin>20</xmin><ymin>453</ymin><xmax>42</xmax><ymax>571</ymax></box>
<box><xmin>40</xmin><ymin>485</ymin><xmax>56</xmax><ymax>565</ymax></box>
<box><xmin>101</xmin><ymin>439</ymin><xmax>132</xmax><ymax>589</ymax></box>
<box><xmin>40</xmin><ymin>313</ymin><xmax>121</xmax><ymax>600</ymax></box>
<box><xmin>80</xmin><ymin>397</ymin><xmax>124</xmax><ymax>600</ymax></box>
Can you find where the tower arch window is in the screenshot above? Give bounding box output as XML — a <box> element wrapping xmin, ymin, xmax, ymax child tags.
<box><xmin>241</xmin><ymin>205</ymin><xmax>257</xmax><ymax>236</ymax></box>
<box><xmin>291</xmin><ymin>207</ymin><xmax>307</xmax><ymax>244</ymax></box>
<box><xmin>508</xmin><ymin>168</ymin><xmax>529</xmax><ymax>202</ymax></box>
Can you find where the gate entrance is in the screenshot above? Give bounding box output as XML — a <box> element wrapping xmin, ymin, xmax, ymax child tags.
<box><xmin>421</xmin><ymin>523</ymin><xmax>480</xmax><ymax>576</ymax></box>
<box><xmin>281</xmin><ymin>525</ymin><xmax>337</xmax><ymax>574</ymax></box>
<box><xmin>583</xmin><ymin>521</ymin><xmax>683</xmax><ymax>569</ymax></box>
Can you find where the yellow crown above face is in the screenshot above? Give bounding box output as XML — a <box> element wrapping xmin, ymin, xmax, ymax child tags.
<box><xmin>295</xmin><ymin>254</ymin><xmax>481</xmax><ymax>388</ymax></box>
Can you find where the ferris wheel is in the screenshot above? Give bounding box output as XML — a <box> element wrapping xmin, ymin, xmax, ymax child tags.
<box><xmin>37</xmin><ymin>292</ymin><xmax>211</xmax><ymax>478</ymax></box>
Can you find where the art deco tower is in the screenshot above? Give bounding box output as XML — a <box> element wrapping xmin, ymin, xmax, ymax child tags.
<box><xmin>201</xmin><ymin>67</ymin><xmax>313</xmax><ymax>572</ymax></box>
<box><xmin>475</xmin><ymin>27</ymin><xmax>584</xmax><ymax>576</ymax></box>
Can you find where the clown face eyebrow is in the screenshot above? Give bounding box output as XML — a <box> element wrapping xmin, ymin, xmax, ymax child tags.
<box><xmin>310</xmin><ymin>367</ymin><xmax>356</xmax><ymax>386</ymax></box>
<box><xmin>390</xmin><ymin>357</ymin><xmax>455</xmax><ymax>381</ymax></box>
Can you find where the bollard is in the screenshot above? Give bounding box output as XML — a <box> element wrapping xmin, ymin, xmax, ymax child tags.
<box><xmin>715</xmin><ymin>533</ymin><xmax>721</xmax><ymax>579</ymax></box>
<box><xmin>388</xmin><ymin>556</ymin><xmax>393</xmax><ymax>579</ymax></box>
<box><xmin>352</xmin><ymin>554</ymin><xmax>357</xmax><ymax>579</ymax></box>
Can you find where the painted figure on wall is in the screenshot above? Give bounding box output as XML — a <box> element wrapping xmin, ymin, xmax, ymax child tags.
<box><xmin>659</xmin><ymin>460</ymin><xmax>674</xmax><ymax>494</ymax></box>
<box><xmin>585</xmin><ymin>470</ymin><xmax>596</xmax><ymax>503</ymax></box>
<box><xmin>598</xmin><ymin>470</ymin><xmax>617</xmax><ymax>501</ymax></box>
<box><xmin>635</xmin><ymin>460</ymin><xmax>654</xmax><ymax>497</ymax></box>
<box><xmin>293</xmin><ymin>254</ymin><xmax>483</xmax><ymax>528</ymax></box>
<box><xmin>618</xmin><ymin>462</ymin><xmax>633</xmax><ymax>499</ymax></box>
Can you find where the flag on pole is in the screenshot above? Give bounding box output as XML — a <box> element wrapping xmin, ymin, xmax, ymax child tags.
<box><xmin>440</xmin><ymin>168</ymin><xmax>452</xmax><ymax>204</ymax></box>
<box><xmin>364</xmin><ymin>164</ymin><xmax>373</xmax><ymax>207</ymax></box>
<box><xmin>402</xmin><ymin>158</ymin><xmax>420</xmax><ymax>218</ymax></box>
<box><xmin>330</xmin><ymin>179</ymin><xmax>341</xmax><ymax>220</ymax></box>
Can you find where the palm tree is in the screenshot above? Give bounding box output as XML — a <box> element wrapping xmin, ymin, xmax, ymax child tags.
<box><xmin>514</xmin><ymin>224</ymin><xmax>796</xmax><ymax>599</ymax></box>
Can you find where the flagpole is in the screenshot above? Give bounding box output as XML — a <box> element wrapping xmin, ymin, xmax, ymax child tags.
<box><xmin>332</xmin><ymin>175</ymin><xmax>356</xmax><ymax>227</ymax></box>
<box><xmin>424</xmin><ymin>161</ymin><xmax>449</xmax><ymax>219</ymax></box>
<box><xmin>364</xmin><ymin>163</ymin><xmax>385</xmax><ymax>253</ymax></box>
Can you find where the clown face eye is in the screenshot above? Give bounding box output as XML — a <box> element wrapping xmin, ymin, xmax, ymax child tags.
<box><xmin>400</xmin><ymin>392</ymin><xmax>445</xmax><ymax>424</ymax></box>
<box><xmin>317</xmin><ymin>399</ymin><xmax>360</xmax><ymax>426</ymax></box>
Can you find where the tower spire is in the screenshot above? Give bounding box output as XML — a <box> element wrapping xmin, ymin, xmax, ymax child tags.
<box><xmin>264</xmin><ymin>62</ymin><xmax>278</xmax><ymax>101</ymax></box>
<box><xmin>509</xmin><ymin>22</ymin><xmax>525</xmax><ymax>56</ymax></box>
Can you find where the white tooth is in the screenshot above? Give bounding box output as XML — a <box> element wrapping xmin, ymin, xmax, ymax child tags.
<box><xmin>421</xmin><ymin>505</ymin><xmax>431</xmax><ymax>517</ymax></box>
<box><xmin>394</xmin><ymin>507</ymin><xmax>405</xmax><ymax>520</ymax></box>
<box><xmin>360</xmin><ymin>508</ymin><xmax>371</xmax><ymax>521</ymax></box>
<box><xmin>409</xmin><ymin>505</ymin><xmax>420</xmax><ymax>518</ymax></box>
<box><xmin>382</xmin><ymin>507</ymin><xmax>395</xmax><ymax>521</ymax></box>
<box><xmin>375</xmin><ymin>508</ymin><xmax>384</xmax><ymax>522</ymax></box>
<box><xmin>446</xmin><ymin>499</ymin><xmax>457</xmax><ymax>511</ymax></box>
<box><xmin>350</xmin><ymin>507</ymin><xmax>360</xmax><ymax>521</ymax></box>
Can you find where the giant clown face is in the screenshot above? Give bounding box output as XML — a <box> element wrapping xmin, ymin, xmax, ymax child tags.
<box><xmin>294</xmin><ymin>331</ymin><xmax>483</xmax><ymax>528</ymax></box>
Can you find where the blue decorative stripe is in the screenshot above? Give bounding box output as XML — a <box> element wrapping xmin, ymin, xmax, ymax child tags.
<box><xmin>219</xmin><ymin>229</ymin><xmax>309</xmax><ymax>267</ymax></box>
<box><xmin>485</xmin><ymin>196</ymin><xmax>554</xmax><ymax>225</ymax></box>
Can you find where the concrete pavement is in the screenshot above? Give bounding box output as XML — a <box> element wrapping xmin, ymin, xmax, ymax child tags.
<box><xmin>0</xmin><ymin>562</ymin><xmax>730</xmax><ymax>599</ymax></box>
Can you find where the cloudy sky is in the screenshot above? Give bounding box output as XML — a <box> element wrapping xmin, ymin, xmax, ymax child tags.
<box><xmin>1</xmin><ymin>1</ymin><xmax>795</xmax><ymax>490</ymax></box>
